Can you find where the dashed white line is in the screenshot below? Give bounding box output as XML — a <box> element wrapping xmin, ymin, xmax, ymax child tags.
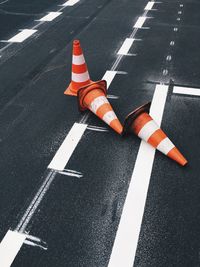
<box><xmin>62</xmin><ymin>0</ymin><xmax>80</xmax><ymax>6</ymax></box>
<box><xmin>173</xmin><ymin>86</ymin><xmax>200</xmax><ymax>96</ymax></box>
<box><xmin>117</xmin><ymin>38</ymin><xmax>135</xmax><ymax>55</ymax></box>
<box><xmin>7</xmin><ymin>29</ymin><xmax>37</xmax><ymax>43</ymax></box>
<box><xmin>102</xmin><ymin>71</ymin><xmax>118</xmax><ymax>88</ymax></box>
<box><xmin>107</xmin><ymin>84</ymin><xmax>169</xmax><ymax>267</ymax></box>
<box><xmin>134</xmin><ymin>16</ymin><xmax>147</xmax><ymax>28</ymax></box>
<box><xmin>48</xmin><ymin>123</ymin><xmax>88</xmax><ymax>171</ymax></box>
<box><xmin>144</xmin><ymin>2</ymin><xmax>155</xmax><ymax>10</ymax></box>
<box><xmin>37</xmin><ymin>12</ymin><xmax>62</xmax><ymax>22</ymax></box>
<box><xmin>0</xmin><ymin>230</ymin><xmax>27</xmax><ymax>267</ymax></box>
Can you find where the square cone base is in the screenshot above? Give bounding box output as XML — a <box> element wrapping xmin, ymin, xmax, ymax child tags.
<box><xmin>64</xmin><ymin>84</ymin><xmax>77</xmax><ymax>96</ymax></box>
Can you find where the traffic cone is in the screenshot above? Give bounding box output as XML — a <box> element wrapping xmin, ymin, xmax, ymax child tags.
<box><xmin>78</xmin><ymin>80</ymin><xmax>123</xmax><ymax>135</ymax></box>
<box><xmin>64</xmin><ymin>40</ymin><xmax>92</xmax><ymax>96</ymax></box>
<box><xmin>123</xmin><ymin>102</ymin><xmax>187</xmax><ymax>166</ymax></box>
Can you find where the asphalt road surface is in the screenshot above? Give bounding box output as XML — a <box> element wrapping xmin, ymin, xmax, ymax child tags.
<box><xmin>0</xmin><ymin>0</ymin><xmax>200</xmax><ymax>266</ymax></box>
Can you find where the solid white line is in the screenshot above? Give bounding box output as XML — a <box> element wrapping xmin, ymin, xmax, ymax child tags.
<box><xmin>62</xmin><ymin>0</ymin><xmax>79</xmax><ymax>6</ymax></box>
<box><xmin>107</xmin><ymin>84</ymin><xmax>169</xmax><ymax>267</ymax></box>
<box><xmin>7</xmin><ymin>29</ymin><xmax>37</xmax><ymax>43</ymax></box>
<box><xmin>0</xmin><ymin>230</ymin><xmax>27</xmax><ymax>267</ymax></box>
<box><xmin>134</xmin><ymin>17</ymin><xmax>147</xmax><ymax>28</ymax></box>
<box><xmin>173</xmin><ymin>86</ymin><xmax>200</xmax><ymax>96</ymax></box>
<box><xmin>38</xmin><ymin>12</ymin><xmax>62</xmax><ymax>22</ymax></box>
<box><xmin>117</xmin><ymin>38</ymin><xmax>135</xmax><ymax>55</ymax></box>
<box><xmin>102</xmin><ymin>71</ymin><xmax>117</xmax><ymax>89</ymax></box>
<box><xmin>145</xmin><ymin>2</ymin><xmax>155</xmax><ymax>10</ymax></box>
<box><xmin>48</xmin><ymin>123</ymin><xmax>87</xmax><ymax>171</ymax></box>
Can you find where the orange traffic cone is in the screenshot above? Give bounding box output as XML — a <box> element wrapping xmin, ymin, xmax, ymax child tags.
<box><xmin>64</xmin><ymin>40</ymin><xmax>92</xmax><ymax>96</ymax></box>
<box><xmin>123</xmin><ymin>102</ymin><xmax>188</xmax><ymax>166</ymax></box>
<box><xmin>78</xmin><ymin>80</ymin><xmax>123</xmax><ymax>135</ymax></box>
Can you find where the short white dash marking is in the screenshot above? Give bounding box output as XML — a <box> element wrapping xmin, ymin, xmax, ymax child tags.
<box><xmin>102</xmin><ymin>71</ymin><xmax>117</xmax><ymax>89</ymax></box>
<box><xmin>62</xmin><ymin>0</ymin><xmax>79</xmax><ymax>6</ymax></box>
<box><xmin>144</xmin><ymin>2</ymin><xmax>155</xmax><ymax>10</ymax></box>
<box><xmin>166</xmin><ymin>55</ymin><xmax>172</xmax><ymax>61</ymax></box>
<box><xmin>48</xmin><ymin>123</ymin><xmax>87</xmax><ymax>171</ymax></box>
<box><xmin>173</xmin><ymin>86</ymin><xmax>200</xmax><ymax>96</ymax></box>
<box><xmin>37</xmin><ymin>12</ymin><xmax>62</xmax><ymax>22</ymax></box>
<box><xmin>134</xmin><ymin>17</ymin><xmax>147</xmax><ymax>28</ymax></box>
<box><xmin>107</xmin><ymin>84</ymin><xmax>169</xmax><ymax>267</ymax></box>
<box><xmin>170</xmin><ymin>41</ymin><xmax>175</xmax><ymax>46</ymax></box>
<box><xmin>163</xmin><ymin>69</ymin><xmax>168</xmax><ymax>76</ymax></box>
<box><xmin>117</xmin><ymin>38</ymin><xmax>135</xmax><ymax>55</ymax></box>
<box><xmin>0</xmin><ymin>230</ymin><xmax>27</xmax><ymax>267</ymax></box>
<box><xmin>7</xmin><ymin>29</ymin><xmax>37</xmax><ymax>43</ymax></box>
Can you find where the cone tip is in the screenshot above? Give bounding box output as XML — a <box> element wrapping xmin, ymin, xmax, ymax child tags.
<box><xmin>180</xmin><ymin>158</ymin><xmax>188</xmax><ymax>167</ymax></box>
<box><xmin>73</xmin><ymin>40</ymin><xmax>80</xmax><ymax>46</ymax></box>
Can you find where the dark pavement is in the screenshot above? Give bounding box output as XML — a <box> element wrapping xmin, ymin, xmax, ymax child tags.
<box><xmin>0</xmin><ymin>0</ymin><xmax>200</xmax><ymax>266</ymax></box>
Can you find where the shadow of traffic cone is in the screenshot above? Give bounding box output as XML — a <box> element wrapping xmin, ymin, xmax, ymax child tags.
<box><xmin>78</xmin><ymin>80</ymin><xmax>123</xmax><ymax>135</ymax></box>
<box><xmin>123</xmin><ymin>102</ymin><xmax>188</xmax><ymax>166</ymax></box>
<box><xmin>64</xmin><ymin>40</ymin><xmax>92</xmax><ymax>96</ymax></box>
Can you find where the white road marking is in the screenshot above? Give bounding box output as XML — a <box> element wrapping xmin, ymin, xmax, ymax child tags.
<box><xmin>134</xmin><ymin>16</ymin><xmax>147</xmax><ymax>28</ymax></box>
<box><xmin>48</xmin><ymin>123</ymin><xmax>87</xmax><ymax>171</ymax></box>
<box><xmin>144</xmin><ymin>2</ymin><xmax>155</xmax><ymax>10</ymax></box>
<box><xmin>0</xmin><ymin>230</ymin><xmax>27</xmax><ymax>267</ymax></box>
<box><xmin>7</xmin><ymin>29</ymin><xmax>37</xmax><ymax>43</ymax></box>
<box><xmin>102</xmin><ymin>71</ymin><xmax>117</xmax><ymax>88</ymax></box>
<box><xmin>117</xmin><ymin>38</ymin><xmax>135</xmax><ymax>55</ymax></box>
<box><xmin>62</xmin><ymin>0</ymin><xmax>79</xmax><ymax>6</ymax></box>
<box><xmin>173</xmin><ymin>86</ymin><xmax>200</xmax><ymax>96</ymax></box>
<box><xmin>108</xmin><ymin>84</ymin><xmax>169</xmax><ymax>267</ymax></box>
<box><xmin>37</xmin><ymin>12</ymin><xmax>62</xmax><ymax>22</ymax></box>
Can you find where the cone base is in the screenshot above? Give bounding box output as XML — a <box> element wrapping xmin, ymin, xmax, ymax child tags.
<box><xmin>123</xmin><ymin>102</ymin><xmax>151</xmax><ymax>135</ymax></box>
<box><xmin>64</xmin><ymin>84</ymin><xmax>78</xmax><ymax>96</ymax></box>
<box><xmin>64</xmin><ymin>80</ymin><xmax>94</xmax><ymax>96</ymax></box>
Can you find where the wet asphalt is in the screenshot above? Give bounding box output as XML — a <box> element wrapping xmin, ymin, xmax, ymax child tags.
<box><xmin>0</xmin><ymin>0</ymin><xmax>200</xmax><ymax>266</ymax></box>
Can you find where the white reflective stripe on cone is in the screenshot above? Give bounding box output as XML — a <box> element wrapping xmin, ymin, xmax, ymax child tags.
<box><xmin>156</xmin><ymin>137</ymin><xmax>174</xmax><ymax>155</ymax></box>
<box><xmin>72</xmin><ymin>71</ymin><xmax>90</xmax><ymax>82</ymax></box>
<box><xmin>103</xmin><ymin>111</ymin><xmax>117</xmax><ymax>125</ymax></box>
<box><xmin>72</xmin><ymin>54</ymin><xmax>85</xmax><ymax>65</ymax></box>
<box><xmin>90</xmin><ymin>96</ymin><xmax>109</xmax><ymax>113</ymax></box>
<box><xmin>138</xmin><ymin>120</ymin><xmax>159</xmax><ymax>142</ymax></box>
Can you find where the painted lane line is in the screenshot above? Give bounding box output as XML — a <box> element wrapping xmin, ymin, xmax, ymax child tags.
<box><xmin>108</xmin><ymin>84</ymin><xmax>169</xmax><ymax>267</ymax></box>
<box><xmin>37</xmin><ymin>12</ymin><xmax>62</xmax><ymax>22</ymax></box>
<box><xmin>62</xmin><ymin>0</ymin><xmax>79</xmax><ymax>6</ymax></box>
<box><xmin>0</xmin><ymin>230</ymin><xmax>27</xmax><ymax>267</ymax></box>
<box><xmin>134</xmin><ymin>16</ymin><xmax>147</xmax><ymax>28</ymax></box>
<box><xmin>102</xmin><ymin>71</ymin><xmax>117</xmax><ymax>88</ymax></box>
<box><xmin>173</xmin><ymin>86</ymin><xmax>200</xmax><ymax>96</ymax></box>
<box><xmin>7</xmin><ymin>29</ymin><xmax>37</xmax><ymax>43</ymax></box>
<box><xmin>48</xmin><ymin>123</ymin><xmax>87</xmax><ymax>171</ymax></box>
<box><xmin>144</xmin><ymin>2</ymin><xmax>155</xmax><ymax>10</ymax></box>
<box><xmin>117</xmin><ymin>38</ymin><xmax>135</xmax><ymax>55</ymax></box>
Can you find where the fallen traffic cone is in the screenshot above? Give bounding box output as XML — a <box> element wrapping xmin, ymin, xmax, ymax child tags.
<box><xmin>123</xmin><ymin>102</ymin><xmax>187</xmax><ymax>166</ymax></box>
<box><xmin>78</xmin><ymin>80</ymin><xmax>123</xmax><ymax>135</ymax></box>
<box><xmin>64</xmin><ymin>40</ymin><xmax>92</xmax><ymax>96</ymax></box>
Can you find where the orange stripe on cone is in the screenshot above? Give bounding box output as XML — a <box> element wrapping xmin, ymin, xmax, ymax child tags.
<box><xmin>77</xmin><ymin>80</ymin><xmax>123</xmax><ymax>135</ymax></box>
<box><xmin>64</xmin><ymin>40</ymin><xmax>92</xmax><ymax>96</ymax></box>
<box><xmin>123</xmin><ymin>102</ymin><xmax>188</xmax><ymax>166</ymax></box>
